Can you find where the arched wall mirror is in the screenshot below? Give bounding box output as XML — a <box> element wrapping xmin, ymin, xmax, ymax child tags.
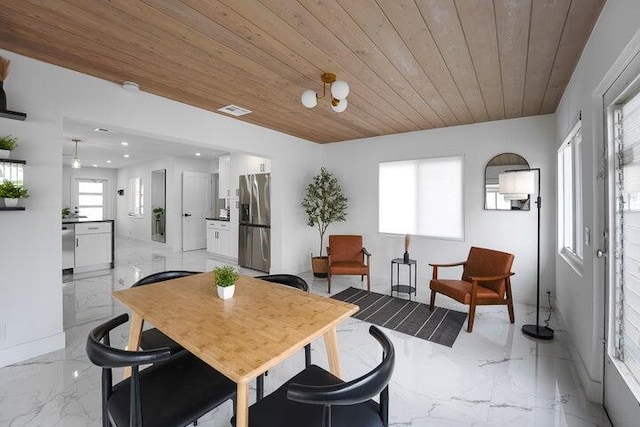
<box><xmin>484</xmin><ymin>153</ymin><xmax>531</xmax><ymax>211</ymax></box>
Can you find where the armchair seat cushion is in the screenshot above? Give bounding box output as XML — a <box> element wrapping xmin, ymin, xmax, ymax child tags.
<box><xmin>108</xmin><ymin>351</ymin><xmax>236</xmax><ymax>427</ymax></box>
<box><xmin>330</xmin><ymin>261</ymin><xmax>368</xmax><ymax>275</ymax></box>
<box><xmin>248</xmin><ymin>364</ymin><xmax>383</xmax><ymax>427</ymax></box>
<box><xmin>430</xmin><ymin>279</ymin><xmax>501</xmax><ymax>304</ymax></box>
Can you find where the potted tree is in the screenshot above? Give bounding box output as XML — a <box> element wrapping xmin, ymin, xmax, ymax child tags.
<box><xmin>0</xmin><ymin>179</ymin><xmax>29</xmax><ymax>207</ymax></box>
<box><xmin>0</xmin><ymin>135</ymin><xmax>17</xmax><ymax>159</ymax></box>
<box><xmin>213</xmin><ymin>265</ymin><xmax>239</xmax><ymax>300</ymax></box>
<box><xmin>302</xmin><ymin>167</ymin><xmax>348</xmax><ymax>277</ymax></box>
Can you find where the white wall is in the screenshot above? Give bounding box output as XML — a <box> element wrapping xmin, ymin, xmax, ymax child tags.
<box><xmin>554</xmin><ymin>0</ymin><xmax>640</xmax><ymax>405</ymax></box>
<box><xmin>62</xmin><ymin>165</ymin><xmax>117</xmax><ymax>220</ymax></box>
<box><xmin>0</xmin><ymin>48</ymin><xmax>321</xmax><ymax>367</ymax></box>
<box><xmin>322</xmin><ymin>115</ymin><xmax>556</xmax><ymax>304</ymax></box>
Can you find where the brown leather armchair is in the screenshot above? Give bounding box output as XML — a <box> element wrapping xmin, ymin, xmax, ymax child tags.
<box><xmin>327</xmin><ymin>235</ymin><xmax>371</xmax><ymax>293</ymax></box>
<box><xmin>429</xmin><ymin>247</ymin><xmax>515</xmax><ymax>332</ymax></box>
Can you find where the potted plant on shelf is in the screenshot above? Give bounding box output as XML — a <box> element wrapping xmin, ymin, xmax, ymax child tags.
<box><xmin>0</xmin><ymin>135</ymin><xmax>17</xmax><ymax>159</ymax></box>
<box><xmin>0</xmin><ymin>179</ymin><xmax>29</xmax><ymax>207</ymax></box>
<box><xmin>302</xmin><ymin>167</ymin><xmax>348</xmax><ymax>277</ymax></box>
<box><xmin>213</xmin><ymin>265</ymin><xmax>239</xmax><ymax>300</ymax></box>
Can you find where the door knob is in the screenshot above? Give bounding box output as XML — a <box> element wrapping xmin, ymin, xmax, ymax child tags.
<box><xmin>596</xmin><ymin>249</ymin><xmax>607</xmax><ymax>258</ymax></box>
<box><xmin>184</xmin><ymin>213</ymin><xmax>192</xmax><ymax>217</ymax></box>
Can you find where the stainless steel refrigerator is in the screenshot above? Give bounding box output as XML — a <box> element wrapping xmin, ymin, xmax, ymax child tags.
<box><xmin>238</xmin><ymin>173</ymin><xmax>270</xmax><ymax>272</ymax></box>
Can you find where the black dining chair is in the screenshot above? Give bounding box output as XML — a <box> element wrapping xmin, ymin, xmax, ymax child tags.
<box><xmin>86</xmin><ymin>313</ymin><xmax>236</xmax><ymax>427</ymax></box>
<box><xmin>239</xmin><ymin>325</ymin><xmax>395</xmax><ymax>427</ymax></box>
<box><xmin>254</xmin><ymin>274</ymin><xmax>312</xmax><ymax>400</ymax></box>
<box><xmin>131</xmin><ymin>270</ymin><xmax>201</xmax><ymax>354</ymax></box>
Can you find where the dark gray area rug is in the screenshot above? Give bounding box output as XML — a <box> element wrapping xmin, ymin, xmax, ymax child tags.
<box><xmin>331</xmin><ymin>287</ymin><xmax>467</xmax><ymax>348</ymax></box>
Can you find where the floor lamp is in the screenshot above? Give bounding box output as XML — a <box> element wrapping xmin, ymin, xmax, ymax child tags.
<box><xmin>499</xmin><ymin>168</ymin><xmax>554</xmax><ymax>340</ymax></box>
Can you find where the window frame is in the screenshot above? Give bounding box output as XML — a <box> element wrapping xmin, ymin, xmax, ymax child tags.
<box><xmin>378</xmin><ymin>155</ymin><xmax>465</xmax><ymax>241</ymax></box>
<box><xmin>557</xmin><ymin>121</ymin><xmax>584</xmax><ymax>269</ymax></box>
<box><xmin>75</xmin><ymin>178</ymin><xmax>107</xmax><ymax>221</ymax></box>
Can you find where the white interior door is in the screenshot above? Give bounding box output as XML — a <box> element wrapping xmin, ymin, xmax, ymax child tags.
<box><xmin>603</xmin><ymin>53</ymin><xmax>640</xmax><ymax>426</ymax></box>
<box><xmin>182</xmin><ymin>171</ymin><xmax>211</xmax><ymax>251</ymax></box>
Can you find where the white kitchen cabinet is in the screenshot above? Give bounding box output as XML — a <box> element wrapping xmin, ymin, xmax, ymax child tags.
<box><xmin>246</xmin><ymin>155</ymin><xmax>271</xmax><ymax>174</ymax></box>
<box><xmin>206</xmin><ymin>220</ymin><xmax>233</xmax><ymax>258</ymax></box>
<box><xmin>75</xmin><ymin>222</ymin><xmax>112</xmax><ymax>268</ymax></box>
<box><xmin>218</xmin><ymin>154</ymin><xmax>231</xmax><ymax>198</ymax></box>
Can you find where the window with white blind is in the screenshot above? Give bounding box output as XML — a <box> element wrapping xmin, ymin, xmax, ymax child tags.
<box><xmin>613</xmin><ymin>88</ymin><xmax>640</xmax><ymax>385</ymax></box>
<box><xmin>76</xmin><ymin>179</ymin><xmax>106</xmax><ymax>221</ymax></box>
<box><xmin>379</xmin><ymin>156</ymin><xmax>464</xmax><ymax>240</ymax></box>
<box><xmin>557</xmin><ymin>121</ymin><xmax>583</xmax><ymax>261</ymax></box>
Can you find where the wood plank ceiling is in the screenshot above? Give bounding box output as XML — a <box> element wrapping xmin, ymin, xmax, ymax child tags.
<box><xmin>0</xmin><ymin>0</ymin><xmax>605</xmax><ymax>143</ymax></box>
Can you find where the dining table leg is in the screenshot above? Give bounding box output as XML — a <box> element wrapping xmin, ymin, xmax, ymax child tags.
<box><xmin>236</xmin><ymin>381</ymin><xmax>249</xmax><ymax>427</ymax></box>
<box><xmin>123</xmin><ymin>312</ymin><xmax>144</xmax><ymax>379</ymax></box>
<box><xmin>323</xmin><ymin>326</ymin><xmax>342</xmax><ymax>378</ymax></box>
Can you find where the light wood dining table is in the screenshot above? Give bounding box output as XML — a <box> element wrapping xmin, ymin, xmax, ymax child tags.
<box><xmin>112</xmin><ymin>273</ymin><xmax>359</xmax><ymax>427</ymax></box>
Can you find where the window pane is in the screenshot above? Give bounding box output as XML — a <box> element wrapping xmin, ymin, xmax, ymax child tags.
<box><xmin>78</xmin><ymin>181</ymin><xmax>104</xmax><ymax>193</ymax></box>
<box><xmin>78</xmin><ymin>194</ymin><xmax>104</xmax><ymax>206</ymax></box>
<box><xmin>562</xmin><ymin>145</ymin><xmax>573</xmax><ymax>249</ymax></box>
<box><xmin>78</xmin><ymin>207</ymin><xmax>103</xmax><ymax>221</ymax></box>
<box><xmin>379</xmin><ymin>156</ymin><xmax>463</xmax><ymax>239</ymax></box>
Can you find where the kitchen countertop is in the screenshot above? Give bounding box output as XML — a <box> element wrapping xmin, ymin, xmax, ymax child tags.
<box><xmin>62</xmin><ymin>219</ymin><xmax>114</xmax><ymax>224</ymax></box>
<box><xmin>206</xmin><ymin>217</ymin><xmax>230</xmax><ymax>222</ymax></box>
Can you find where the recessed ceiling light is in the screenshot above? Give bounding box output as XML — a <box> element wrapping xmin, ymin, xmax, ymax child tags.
<box><xmin>122</xmin><ymin>81</ymin><xmax>140</xmax><ymax>92</ymax></box>
<box><xmin>196</xmin><ymin>152</ymin><xmax>201</xmax><ymax>156</ymax></box>
<box><xmin>124</xmin><ymin>154</ymin><xmax>130</xmax><ymax>158</ymax></box>
<box><xmin>121</xmin><ymin>141</ymin><xmax>128</xmax><ymax>146</ymax></box>
<box><xmin>106</xmin><ymin>160</ymin><xmax>112</xmax><ymax>163</ymax></box>
<box><xmin>93</xmin><ymin>164</ymin><xmax>98</xmax><ymax>167</ymax></box>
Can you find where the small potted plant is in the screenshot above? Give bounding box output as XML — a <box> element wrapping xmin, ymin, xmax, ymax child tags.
<box><xmin>213</xmin><ymin>265</ymin><xmax>239</xmax><ymax>299</ymax></box>
<box><xmin>0</xmin><ymin>179</ymin><xmax>29</xmax><ymax>207</ymax></box>
<box><xmin>0</xmin><ymin>135</ymin><xmax>17</xmax><ymax>159</ymax></box>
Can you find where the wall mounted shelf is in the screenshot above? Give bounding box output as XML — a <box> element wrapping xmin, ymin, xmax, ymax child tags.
<box><xmin>0</xmin><ymin>206</ymin><xmax>25</xmax><ymax>211</ymax></box>
<box><xmin>0</xmin><ymin>110</ymin><xmax>27</xmax><ymax>121</ymax></box>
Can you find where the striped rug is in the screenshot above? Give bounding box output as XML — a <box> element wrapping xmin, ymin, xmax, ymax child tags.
<box><xmin>331</xmin><ymin>287</ymin><xmax>467</xmax><ymax>348</ymax></box>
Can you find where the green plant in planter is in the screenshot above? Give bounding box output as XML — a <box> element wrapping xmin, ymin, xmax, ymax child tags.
<box><xmin>0</xmin><ymin>135</ymin><xmax>17</xmax><ymax>151</ymax></box>
<box><xmin>302</xmin><ymin>167</ymin><xmax>348</xmax><ymax>257</ymax></box>
<box><xmin>0</xmin><ymin>180</ymin><xmax>29</xmax><ymax>198</ymax></box>
<box><xmin>213</xmin><ymin>265</ymin><xmax>239</xmax><ymax>287</ymax></box>
<box><xmin>62</xmin><ymin>207</ymin><xmax>71</xmax><ymax>219</ymax></box>
<box><xmin>153</xmin><ymin>207</ymin><xmax>165</xmax><ymax>220</ymax></box>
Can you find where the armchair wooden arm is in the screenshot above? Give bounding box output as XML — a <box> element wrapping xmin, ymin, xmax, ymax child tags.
<box><xmin>429</xmin><ymin>261</ymin><xmax>466</xmax><ymax>279</ymax></box>
<box><xmin>468</xmin><ymin>272</ymin><xmax>515</xmax><ymax>283</ymax></box>
<box><xmin>362</xmin><ymin>247</ymin><xmax>371</xmax><ymax>265</ymax></box>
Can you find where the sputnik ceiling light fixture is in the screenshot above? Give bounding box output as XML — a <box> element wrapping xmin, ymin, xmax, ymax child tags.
<box><xmin>71</xmin><ymin>139</ymin><xmax>82</xmax><ymax>169</ymax></box>
<box><xmin>301</xmin><ymin>72</ymin><xmax>349</xmax><ymax>113</ymax></box>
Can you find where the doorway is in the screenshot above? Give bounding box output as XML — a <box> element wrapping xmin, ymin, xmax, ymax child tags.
<box><xmin>182</xmin><ymin>171</ymin><xmax>211</xmax><ymax>251</ymax></box>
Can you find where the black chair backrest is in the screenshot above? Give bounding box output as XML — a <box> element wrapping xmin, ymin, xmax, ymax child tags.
<box><xmin>131</xmin><ymin>270</ymin><xmax>200</xmax><ymax>287</ymax></box>
<box><xmin>256</xmin><ymin>274</ymin><xmax>309</xmax><ymax>292</ymax></box>
<box><xmin>86</xmin><ymin>313</ymin><xmax>171</xmax><ymax>368</ymax></box>
<box><xmin>287</xmin><ymin>325</ymin><xmax>394</xmax><ymax>406</ymax></box>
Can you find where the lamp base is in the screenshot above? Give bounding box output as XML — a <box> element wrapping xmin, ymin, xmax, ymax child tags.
<box><xmin>522</xmin><ymin>324</ymin><xmax>554</xmax><ymax>340</ymax></box>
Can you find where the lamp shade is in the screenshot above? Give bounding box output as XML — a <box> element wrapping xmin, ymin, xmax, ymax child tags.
<box><xmin>301</xmin><ymin>90</ymin><xmax>318</xmax><ymax>108</ymax></box>
<box><xmin>330</xmin><ymin>80</ymin><xmax>349</xmax><ymax>100</ymax></box>
<box><xmin>499</xmin><ymin>170</ymin><xmax>535</xmax><ymax>197</ymax></box>
<box><xmin>331</xmin><ymin>98</ymin><xmax>348</xmax><ymax>113</ymax></box>
<box><xmin>72</xmin><ymin>157</ymin><xmax>81</xmax><ymax>169</ymax></box>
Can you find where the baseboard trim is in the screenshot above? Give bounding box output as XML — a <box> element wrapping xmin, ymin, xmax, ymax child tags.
<box><xmin>0</xmin><ymin>332</ymin><xmax>66</xmax><ymax>368</ymax></box>
<box><xmin>566</xmin><ymin>340</ymin><xmax>602</xmax><ymax>403</ymax></box>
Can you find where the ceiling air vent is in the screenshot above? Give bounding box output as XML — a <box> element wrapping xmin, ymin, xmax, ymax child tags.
<box><xmin>94</xmin><ymin>127</ymin><xmax>115</xmax><ymax>133</ymax></box>
<box><xmin>217</xmin><ymin>105</ymin><xmax>252</xmax><ymax>117</ymax></box>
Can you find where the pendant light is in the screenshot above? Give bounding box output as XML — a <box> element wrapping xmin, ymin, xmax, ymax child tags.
<box><xmin>301</xmin><ymin>72</ymin><xmax>349</xmax><ymax>113</ymax></box>
<box><xmin>71</xmin><ymin>139</ymin><xmax>82</xmax><ymax>169</ymax></box>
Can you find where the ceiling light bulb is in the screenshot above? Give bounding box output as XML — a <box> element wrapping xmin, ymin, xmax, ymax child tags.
<box><xmin>122</xmin><ymin>81</ymin><xmax>139</xmax><ymax>92</ymax></box>
<box><xmin>72</xmin><ymin>158</ymin><xmax>81</xmax><ymax>169</ymax></box>
<box><xmin>121</xmin><ymin>141</ymin><xmax>128</xmax><ymax>146</ymax></box>
<box><xmin>331</xmin><ymin>98</ymin><xmax>348</xmax><ymax>113</ymax></box>
<box><xmin>124</xmin><ymin>154</ymin><xmax>130</xmax><ymax>158</ymax></box>
<box><xmin>93</xmin><ymin>164</ymin><xmax>98</xmax><ymax>168</ymax></box>
<box><xmin>106</xmin><ymin>160</ymin><xmax>112</xmax><ymax>163</ymax></box>
<box><xmin>331</xmin><ymin>80</ymin><xmax>349</xmax><ymax>100</ymax></box>
<box><xmin>301</xmin><ymin>90</ymin><xmax>318</xmax><ymax>109</ymax></box>
<box><xmin>195</xmin><ymin>152</ymin><xmax>201</xmax><ymax>156</ymax></box>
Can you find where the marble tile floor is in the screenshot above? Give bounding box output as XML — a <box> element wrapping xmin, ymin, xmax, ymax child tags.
<box><xmin>0</xmin><ymin>237</ymin><xmax>610</xmax><ymax>426</ymax></box>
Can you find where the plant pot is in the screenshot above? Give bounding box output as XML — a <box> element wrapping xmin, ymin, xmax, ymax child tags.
<box><xmin>217</xmin><ymin>284</ymin><xmax>235</xmax><ymax>299</ymax></box>
<box><xmin>0</xmin><ymin>149</ymin><xmax>9</xmax><ymax>159</ymax></box>
<box><xmin>4</xmin><ymin>198</ymin><xmax>18</xmax><ymax>207</ymax></box>
<box><xmin>311</xmin><ymin>256</ymin><xmax>328</xmax><ymax>278</ymax></box>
